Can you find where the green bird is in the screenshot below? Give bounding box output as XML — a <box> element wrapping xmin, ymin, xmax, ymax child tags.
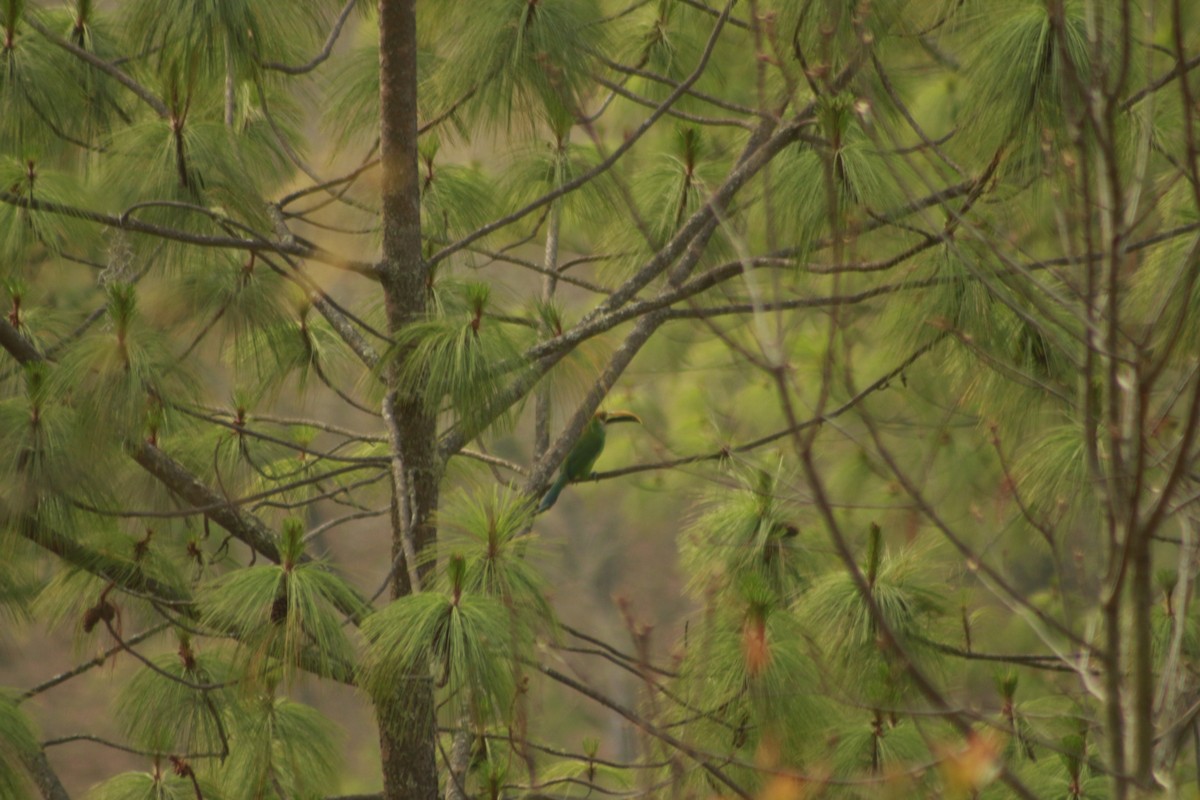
<box><xmin>537</xmin><ymin>410</ymin><xmax>641</xmax><ymax>513</ymax></box>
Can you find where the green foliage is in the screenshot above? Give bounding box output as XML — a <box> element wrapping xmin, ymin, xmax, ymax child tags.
<box><xmin>679</xmin><ymin>463</ymin><xmax>809</xmax><ymax>598</ymax></box>
<box><xmin>616</xmin><ymin>126</ymin><xmax>731</xmax><ymax>268</ymax></box>
<box><xmin>87</xmin><ymin>770</ymin><xmax>222</xmax><ymax>800</ymax></box>
<box><xmin>30</xmin><ymin>5</ymin><xmax>126</xmax><ymax>146</ymax></box>
<box><xmin>0</xmin><ymin>4</ymin><xmax>72</xmax><ymax>158</ymax></box>
<box><xmin>52</xmin><ymin>282</ymin><xmax>193</xmax><ymax>442</ymax></box>
<box><xmin>1012</xmin><ymin>421</ymin><xmax>1090</xmax><ymax>520</ymax></box>
<box><xmin>775</xmin><ymin>94</ymin><xmax>914</xmax><ymax>251</ymax></box>
<box><xmin>502</xmin><ymin>130</ymin><xmax>615</xmax><ymax>238</ymax></box>
<box><xmin>958</xmin><ymin>1</ymin><xmax>1093</xmax><ymax>164</ymax></box>
<box><xmin>0</xmin><ymin>157</ymin><xmax>97</xmax><ymax>262</ymax></box>
<box><xmin>613</xmin><ymin>0</ymin><xmax>703</xmax><ymax>82</ymax></box>
<box><xmin>0</xmin><ymin>361</ymin><xmax>86</xmax><ymax>515</ymax></box>
<box><xmin>827</xmin><ymin>712</ymin><xmax>931</xmax><ymax>785</ymax></box>
<box><xmin>197</xmin><ymin>519</ymin><xmax>365</xmax><ymax>684</ymax></box>
<box><xmin>1129</xmin><ymin>181</ymin><xmax>1200</xmax><ymax>355</ymax></box>
<box><xmin>1</xmin><ymin>0</ymin><xmax>1199</xmax><ymax>797</ymax></box>
<box><xmin>0</xmin><ymin>691</ymin><xmax>38</xmax><ymax>800</ymax></box>
<box><xmin>119</xmin><ymin>0</ymin><xmax>326</xmax><ymax>82</ymax></box>
<box><xmin>674</xmin><ymin>574</ymin><xmax>828</xmax><ymax>770</ymax></box>
<box><xmin>217</xmin><ymin>694</ymin><xmax>340</xmax><ymax>800</ymax></box>
<box><xmin>799</xmin><ymin>532</ymin><xmax>945</xmax><ymax>702</ymax></box>
<box><xmin>361</xmin><ymin>553</ymin><xmax>534</xmax><ymax>720</ymax></box>
<box><xmin>537</xmin><ymin>757</ymin><xmax>633</xmax><ymax>793</ymax></box>
<box><xmin>177</xmin><ymin>250</ymin><xmax>299</xmax><ymax>352</ymax></box>
<box><xmin>31</xmin><ymin>522</ymin><xmax>191</xmax><ymax>639</ymax></box>
<box><xmin>896</xmin><ymin>240</ymin><xmax>1081</xmax><ymax>429</ymax></box>
<box><xmin>419</xmin><ymin>150</ymin><xmax>497</xmax><ymax>254</ymax></box>
<box><xmin>0</xmin><ymin>560</ymin><xmax>32</xmax><ymax>621</ymax></box>
<box><xmin>323</xmin><ymin>41</ymin><xmax>383</xmax><ymax>149</ymax></box>
<box><xmin>1151</xmin><ymin>570</ymin><xmax>1200</xmax><ymax>665</ymax></box>
<box><xmin>115</xmin><ymin>633</ymin><xmax>234</xmax><ymax>755</ymax></box>
<box><xmin>103</xmin><ymin>113</ymin><xmax>272</xmax><ymax>227</ymax></box>
<box><xmin>430</xmin><ymin>0</ymin><xmax>606</xmax><ymax>127</ymax></box>
<box><xmin>382</xmin><ymin>280</ymin><xmax>532</xmax><ymax>431</ymax></box>
<box><xmin>442</xmin><ymin>485</ymin><xmax>554</xmax><ymax>624</ymax></box>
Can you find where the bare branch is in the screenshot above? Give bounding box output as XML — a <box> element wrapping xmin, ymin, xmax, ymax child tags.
<box><xmin>262</xmin><ymin>0</ymin><xmax>357</xmax><ymax>75</ymax></box>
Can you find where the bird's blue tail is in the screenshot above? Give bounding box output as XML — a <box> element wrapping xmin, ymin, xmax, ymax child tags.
<box><xmin>537</xmin><ymin>473</ymin><xmax>568</xmax><ymax>513</ymax></box>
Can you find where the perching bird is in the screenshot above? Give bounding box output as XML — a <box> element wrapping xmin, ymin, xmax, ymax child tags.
<box><xmin>537</xmin><ymin>410</ymin><xmax>641</xmax><ymax>513</ymax></box>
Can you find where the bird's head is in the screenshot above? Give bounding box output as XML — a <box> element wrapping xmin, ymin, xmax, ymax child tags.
<box><xmin>596</xmin><ymin>409</ymin><xmax>641</xmax><ymax>426</ymax></box>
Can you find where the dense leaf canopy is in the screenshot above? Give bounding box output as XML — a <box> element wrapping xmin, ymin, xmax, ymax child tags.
<box><xmin>0</xmin><ymin>1</ymin><xmax>1199</xmax><ymax>799</ymax></box>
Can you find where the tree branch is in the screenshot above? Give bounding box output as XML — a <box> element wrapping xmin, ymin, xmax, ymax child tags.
<box><xmin>0</xmin><ymin>192</ymin><xmax>379</xmax><ymax>277</ymax></box>
<box><xmin>23</xmin><ymin>15</ymin><xmax>169</xmax><ymax>119</ymax></box>
<box><xmin>426</xmin><ymin>0</ymin><xmax>740</xmax><ymax>268</ymax></box>
<box><xmin>262</xmin><ymin>0</ymin><xmax>357</xmax><ymax>75</ymax></box>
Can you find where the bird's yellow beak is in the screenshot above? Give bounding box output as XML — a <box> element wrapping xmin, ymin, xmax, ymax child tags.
<box><xmin>601</xmin><ymin>410</ymin><xmax>641</xmax><ymax>425</ymax></box>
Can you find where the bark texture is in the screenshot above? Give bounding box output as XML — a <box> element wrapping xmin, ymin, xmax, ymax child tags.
<box><xmin>376</xmin><ymin>1</ymin><xmax>440</xmax><ymax>799</ymax></box>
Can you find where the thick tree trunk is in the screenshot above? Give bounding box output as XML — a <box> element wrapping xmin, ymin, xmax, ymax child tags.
<box><xmin>376</xmin><ymin>1</ymin><xmax>440</xmax><ymax>799</ymax></box>
<box><xmin>1131</xmin><ymin>536</ymin><xmax>1155</xmax><ymax>786</ymax></box>
<box><xmin>1103</xmin><ymin>594</ymin><xmax>1127</xmax><ymax>800</ymax></box>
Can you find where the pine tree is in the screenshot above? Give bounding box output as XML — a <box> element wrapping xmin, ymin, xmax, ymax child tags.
<box><xmin>1</xmin><ymin>1</ymin><xmax>1200</xmax><ymax>799</ymax></box>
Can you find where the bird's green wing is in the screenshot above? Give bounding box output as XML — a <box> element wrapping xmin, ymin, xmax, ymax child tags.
<box><xmin>562</xmin><ymin>418</ymin><xmax>606</xmax><ymax>481</ymax></box>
